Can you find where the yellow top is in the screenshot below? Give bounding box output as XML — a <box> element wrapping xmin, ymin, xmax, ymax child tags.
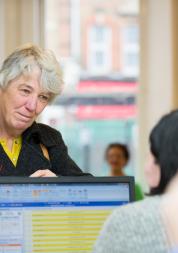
<box><xmin>0</xmin><ymin>136</ymin><xmax>22</xmax><ymax>166</ymax></box>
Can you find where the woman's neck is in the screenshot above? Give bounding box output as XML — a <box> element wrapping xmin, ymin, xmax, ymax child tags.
<box><xmin>0</xmin><ymin>123</ymin><xmax>22</xmax><ymax>140</ymax></box>
<box><xmin>110</xmin><ymin>168</ymin><xmax>125</xmax><ymax>177</ymax></box>
<box><xmin>0</xmin><ymin>130</ymin><xmax>21</xmax><ymax>151</ymax></box>
<box><xmin>0</xmin><ymin>132</ymin><xmax>20</xmax><ymax>141</ymax></box>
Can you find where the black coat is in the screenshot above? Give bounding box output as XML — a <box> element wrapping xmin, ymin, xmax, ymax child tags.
<box><xmin>0</xmin><ymin>122</ymin><xmax>89</xmax><ymax>176</ymax></box>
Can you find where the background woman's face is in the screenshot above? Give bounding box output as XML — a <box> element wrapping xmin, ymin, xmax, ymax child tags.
<box><xmin>0</xmin><ymin>68</ymin><xmax>51</xmax><ymax>134</ymax></box>
<box><xmin>106</xmin><ymin>147</ymin><xmax>127</xmax><ymax>171</ymax></box>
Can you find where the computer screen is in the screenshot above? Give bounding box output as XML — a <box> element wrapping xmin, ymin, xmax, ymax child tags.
<box><xmin>0</xmin><ymin>176</ymin><xmax>134</xmax><ymax>253</ymax></box>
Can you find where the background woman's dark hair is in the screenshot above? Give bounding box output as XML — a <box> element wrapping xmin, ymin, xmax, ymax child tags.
<box><xmin>105</xmin><ymin>143</ymin><xmax>130</xmax><ymax>163</ymax></box>
<box><xmin>149</xmin><ymin>110</ymin><xmax>178</xmax><ymax>195</ymax></box>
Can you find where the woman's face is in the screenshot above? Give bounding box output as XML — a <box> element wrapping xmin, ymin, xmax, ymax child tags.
<box><xmin>106</xmin><ymin>147</ymin><xmax>127</xmax><ymax>171</ymax></box>
<box><xmin>144</xmin><ymin>152</ymin><xmax>161</xmax><ymax>188</ymax></box>
<box><xmin>0</xmin><ymin>68</ymin><xmax>51</xmax><ymax>135</ymax></box>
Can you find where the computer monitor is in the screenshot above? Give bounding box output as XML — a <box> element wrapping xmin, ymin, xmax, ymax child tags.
<box><xmin>0</xmin><ymin>176</ymin><xmax>134</xmax><ymax>253</ymax></box>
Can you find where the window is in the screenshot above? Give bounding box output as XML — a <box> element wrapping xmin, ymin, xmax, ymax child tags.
<box><xmin>125</xmin><ymin>52</ymin><xmax>138</xmax><ymax>66</ymax></box>
<box><xmin>87</xmin><ymin>25</ymin><xmax>112</xmax><ymax>74</ymax></box>
<box><xmin>93</xmin><ymin>25</ymin><xmax>106</xmax><ymax>42</ymax></box>
<box><xmin>124</xmin><ymin>25</ymin><xmax>139</xmax><ymax>44</ymax></box>
<box><xmin>43</xmin><ymin>0</ymin><xmax>139</xmax><ymax>176</ymax></box>
<box><xmin>122</xmin><ymin>25</ymin><xmax>139</xmax><ymax>76</ymax></box>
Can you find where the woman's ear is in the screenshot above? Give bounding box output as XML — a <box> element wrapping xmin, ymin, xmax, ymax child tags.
<box><xmin>144</xmin><ymin>152</ymin><xmax>161</xmax><ymax>188</ymax></box>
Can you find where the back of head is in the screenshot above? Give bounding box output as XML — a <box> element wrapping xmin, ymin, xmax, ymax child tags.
<box><xmin>0</xmin><ymin>43</ymin><xmax>64</xmax><ymax>101</ymax></box>
<box><xmin>149</xmin><ymin>110</ymin><xmax>178</xmax><ymax>195</ymax></box>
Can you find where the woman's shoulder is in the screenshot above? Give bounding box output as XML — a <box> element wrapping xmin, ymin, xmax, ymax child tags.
<box><xmin>37</xmin><ymin>123</ymin><xmax>60</xmax><ymax>134</ymax></box>
<box><xmin>112</xmin><ymin>196</ymin><xmax>162</xmax><ymax>224</ymax></box>
<box><xmin>36</xmin><ymin>123</ymin><xmax>63</xmax><ymax>146</ymax></box>
<box><xmin>94</xmin><ymin>196</ymin><xmax>169</xmax><ymax>253</ymax></box>
<box><xmin>106</xmin><ymin>197</ymin><xmax>167</xmax><ymax>244</ymax></box>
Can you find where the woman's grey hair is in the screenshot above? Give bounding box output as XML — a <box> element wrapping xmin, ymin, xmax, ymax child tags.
<box><xmin>0</xmin><ymin>43</ymin><xmax>64</xmax><ymax>101</ymax></box>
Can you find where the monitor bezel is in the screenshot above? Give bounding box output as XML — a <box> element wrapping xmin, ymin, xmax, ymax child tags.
<box><xmin>0</xmin><ymin>176</ymin><xmax>135</xmax><ymax>202</ymax></box>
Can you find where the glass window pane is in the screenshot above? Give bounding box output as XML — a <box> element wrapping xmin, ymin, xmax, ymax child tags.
<box><xmin>43</xmin><ymin>0</ymin><xmax>139</xmax><ymax>177</ymax></box>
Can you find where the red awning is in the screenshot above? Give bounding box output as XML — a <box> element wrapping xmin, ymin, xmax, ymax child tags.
<box><xmin>77</xmin><ymin>80</ymin><xmax>138</xmax><ymax>93</ymax></box>
<box><xmin>76</xmin><ymin>105</ymin><xmax>136</xmax><ymax>120</ymax></box>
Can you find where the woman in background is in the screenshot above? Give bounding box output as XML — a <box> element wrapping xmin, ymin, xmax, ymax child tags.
<box><xmin>105</xmin><ymin>143</ymin><xmax>144</xmax><ymax>201</ymax></box>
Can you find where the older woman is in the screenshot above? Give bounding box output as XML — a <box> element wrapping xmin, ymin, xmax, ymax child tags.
<box><xmin>0</xmin><ymin>43</ymin><xmax>87</xmax><ymax>177</ymax></box>
<box><xmin>94</xmin><ymin>110</ymin><xmax>178</xmax><ymax>253</ymax></box>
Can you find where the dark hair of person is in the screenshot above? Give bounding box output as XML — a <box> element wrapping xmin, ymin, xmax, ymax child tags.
<box><xmin>149</xmin><ymin>110</ymin><xmax>178</xmax><ymax>195</ymax></box>
<box><xmin>105</xmin><ymin>143</ymin><xmax>130</xmax><ymax>163</ymax></box>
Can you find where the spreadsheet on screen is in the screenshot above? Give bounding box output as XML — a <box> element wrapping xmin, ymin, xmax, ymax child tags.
<box><xmin>0</xmin><ymin>180</ymin><xmax>132</xmax><ymax>253</ymax></box>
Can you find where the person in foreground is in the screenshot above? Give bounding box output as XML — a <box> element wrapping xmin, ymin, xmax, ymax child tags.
<box><xmin>94</xmin><ymin>110</ymin><xmax>178</xmax><ymax>253</ymax></box>
<box><xmin>105</xmin><ymin>143</ymin><xmax>144</xmax><ymax>201</ymax></box>
<box><xmin>0</xmin><ymin>43</ymin><xmax>88</xmax><ymax>177</ymax></box>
